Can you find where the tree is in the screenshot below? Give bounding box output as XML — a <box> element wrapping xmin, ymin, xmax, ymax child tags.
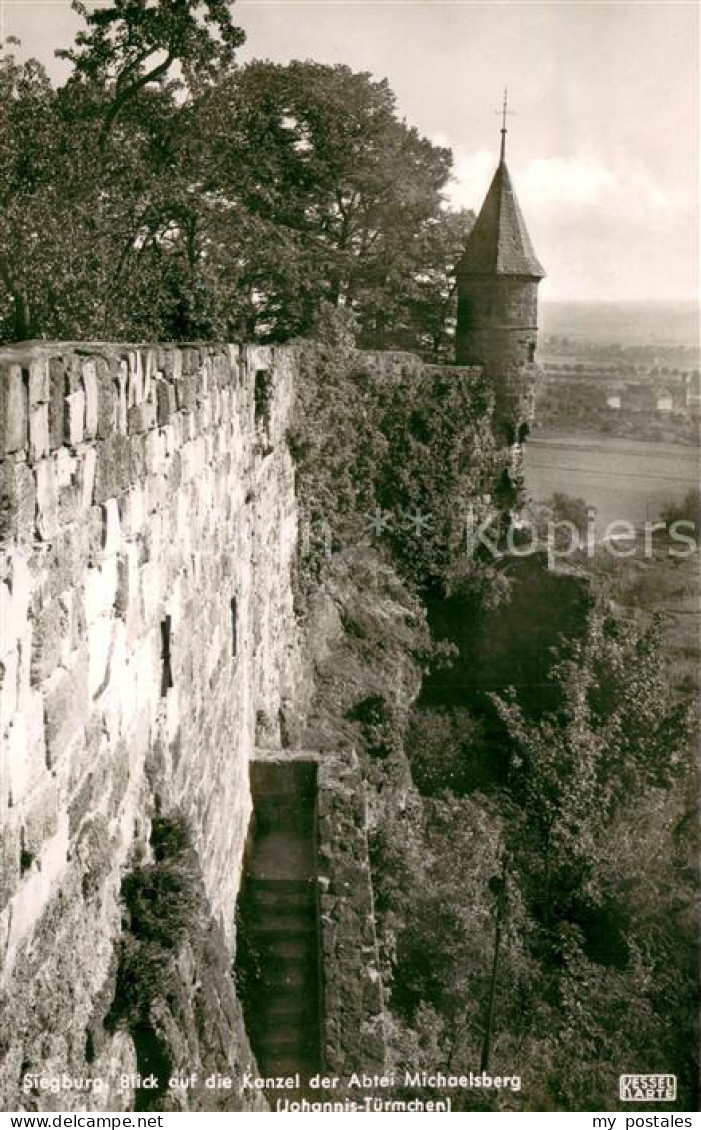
<box><xmin>492</xmin><ymin>608</ymin><xmax>693</xmax><ymax>921</ymax></box>
<box><xmin>59</xmin><ymin>0</ymin><xmax>244</xmax><ymax>135</ymax></box>
<box><xmin>0</xmin><ymin>0</ymin><xmax>247</xmax><ymax>344</ymax></box>
<box><xmin>1</xmin><ymin>26</ymin><xmax>471</xmax><ymax>349</ymax></box>
<box><xmin>0</xmin><ymin>47</ymin><xmax>59</xmax><ymax>340</ymax></box>
<box><xmin>190</xmin><ymin>60</ymin><xmax>473</xmax><ymax>346</ymax></box>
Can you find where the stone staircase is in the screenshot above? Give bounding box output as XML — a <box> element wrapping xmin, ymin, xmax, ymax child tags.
<box><xmin>242</xmin><ymin>877</ymin><xmax>321</xmax><ymax>1075</ymax></box>
<box><xmin>236</xmin><ymin>760</ymin><xmax>322</xmax><ymax>1079</ymax></box>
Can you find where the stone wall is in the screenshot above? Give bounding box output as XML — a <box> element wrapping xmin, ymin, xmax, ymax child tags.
<box><xmin>317</xmin><ymin>753</ymin><xmax>385</xmax><ymax>1074</ymax></box>
<box><xmin>0</xmin><ymin>341</ymin><xmax>305</xmax><ymax>1109</ymax></box>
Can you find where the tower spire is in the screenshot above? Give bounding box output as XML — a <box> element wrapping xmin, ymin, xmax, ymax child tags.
<box><xmin>497</xmin><ymin>87</ymin><xmax>514</xmax><ymax>163</ymax></box>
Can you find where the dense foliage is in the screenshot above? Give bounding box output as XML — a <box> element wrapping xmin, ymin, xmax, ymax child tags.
<box><xmin>363</xmin><ymin>599</ymin><xmax>698</xmax><ymax>1111</ymax></box>
<box><xmin>0</xmin><ymin>1</ymin><xmax>471</xmax><ymax>351</ymax></box>
<box><xmin>289</xmin><ymin>327</ymin><xmax>509</xmax><ymax>596</ymax></box>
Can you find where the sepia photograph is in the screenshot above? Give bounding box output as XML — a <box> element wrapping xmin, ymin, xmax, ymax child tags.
<box><xmin>0</xmin><ymin>0</ymin><xmax>698</xmax><ymax>1118</ymax></box>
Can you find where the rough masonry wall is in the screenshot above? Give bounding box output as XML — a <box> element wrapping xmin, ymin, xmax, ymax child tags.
<box><xmin>0</xmin><ymin>341</ymin><xmax>304</xmax><ymax>1109</ymax></box>
<box><xmin>317</xmin><ymin>753</ymin><xmax>385</xmax><ymax>1075</ymax></box>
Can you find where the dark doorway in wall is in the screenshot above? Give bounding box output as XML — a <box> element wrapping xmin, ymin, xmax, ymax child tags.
<box><xmin>234</xmin><ymin>762</ymin><xmax>322</xmax><ymax>1078</ymax></box>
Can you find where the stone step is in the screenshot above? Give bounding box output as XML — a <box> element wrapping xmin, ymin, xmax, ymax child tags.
<box><xmin>248</xmin><ymin>933</ymin><xmax>315</xmax><ymax>962</ymax></box>
<box><xmin>255</xmin><ymin>1028</ymin><xmax>319</xmax><ymax>1056</ymax></box>
<box><xmin>248</xmin><ymin>916</ymin><xmax>316</xmax><ymax>937</ymax></box>
<box><xmin>260</xmin><ymin>965</ymin><xmax>310</xmax><ymax>990</ymax></box>
<box><xmin>245</xmin><ymin>882</ymin><xmax>316</xmax><ymax>912</ymax></box>
<box><xmin>255</xmin><ymin>996</ymin><xmax>318</xmax><ymax>1023</ymax></box>
<box><xmin>247</xmin><ymin>877</ymin><xmax>316</xmax><ymax>893</ymax></box>
<box><xmin>257</xmin><ymin>1053</ymin><xmax>315</xmax><ymax>1078</ymax></box>
<box><xmin>258</xmin><ymin>952</ymin><xmax>317</xmax><ymax>978</ymax></box>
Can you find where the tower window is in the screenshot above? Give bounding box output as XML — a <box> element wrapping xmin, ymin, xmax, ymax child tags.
<box><xmin>160</xmin><ymin>616</ymin><xmax>173</xmax><ymax>696</ymax></box>
<box><xmin>527</xmin><ymin>343</ymin><xmax>536</xmax><ymax>363</ymax></box>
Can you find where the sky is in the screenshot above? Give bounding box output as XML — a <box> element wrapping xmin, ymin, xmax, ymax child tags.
<box><xmin>1</xmin><ymin>0</ymin><xmax>699</xmax><ymax>303</ymax></box>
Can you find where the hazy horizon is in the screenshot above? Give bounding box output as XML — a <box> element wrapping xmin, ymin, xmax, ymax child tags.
<box><xmin>540</xmin><ymin>297</ymin><xmax>700</xmax><ymax>350</ymax></box>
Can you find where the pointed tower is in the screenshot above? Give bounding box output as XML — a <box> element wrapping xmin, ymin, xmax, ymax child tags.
<box><xmin>456</xmin><ymin>95</ymin><xmax>545</xmax><ymax>441</ymax></box>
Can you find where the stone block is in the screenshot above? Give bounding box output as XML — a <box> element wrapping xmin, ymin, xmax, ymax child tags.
<box><xmin>29</xmin><ymin>404</ymin><xmax>50</xmax><ymax>461</ymax></box>
<box><xmin>127</xmin><ymin>351</ymin><xmax>144</xmax><ymax>407</ymax></box>
<box><xmin>0</xmin><ymin>646</ymin><xmax>19</xmax><ymax>717</ymax></box>
<box><xmin>48</xmin><ymin>358</ymin><xmax>66</xmax><ymax>450</ymax></box>
<box><xmin>82</xmin><ymin>361</ymin><xmax>99</xmax><ymax>438</ymax></box>
<box><xmin>30</xmin><ymin>597</ymin><xmax>69</xmax><ymax>686</ymax></box>
<box><xmin>8</xmin><ymin>553</ymin><xmax>32</xmax><ymax>634</ymax></box>
<box><xmin>156</xmin><ymin>380</ymin><xmax>176</xmax><ymax>426</ymax></box>
<box><xmin>0</xmin><ymin>585</ymin><xmax>17</xmax><ymax>658</ymax></box>
<box><xmin>68</xmin><ymin>771</ymin><xmax>95</xmax><ymax>838</ymax></box>
<box><xmin>0</xmin><ymin>459</ymin><xmax>35</xmax><ymax>544</ymax></box>
<box><xmin>127</xmin><ymin>432</ymin><xmax>147</xmax><ymax>482</ymax></box>
<box><xmin>57</xmin><ymin>482</ymin><xmax>82</xmax><ymax>540</ymax></box>
<box><xmin>142</xmin><ymin>351</ymin><xmax>156</xmax><ymax>401</ymax></box>
<box><xmin>97</xmin><ymin>364</ymin><xmax>116</xmax><ymax>439</ymax></box>
<box><xmin>94</xmin><ymin>433</ymin><xmax>129</xmax><ymax>504</ymax></box>
<box><xmin>43</xmin><ymin>652</ymin><xmax>88</xmax><ymax>768</ymax></box>
<box><xmin>121</xmin><ymin>483</ymin><xmax>145</xmax><ymax>537</ymax></box>
<box><xmin>0</xmin><ymin>821</ymin><xmax>21</xmax><ymax>910</ymax></box>
<box><xmin>176</xmin><ymin>371</ymin><xmax>197</xmax><ymax>412</ymax></box>
<box><xmin>1</xmin><ymin>365</ymin><xmax>28</xmax><ymax>454</ymax></box>
<box><xmin>87</xmin><ymin>615</ymin><xmax>114</xmax><ymax>699</ymax></box>
<box><xmin>145</xmin><ymin>474</ymin><xmax>167</xmax><ymax>519</ymax></box>
<box><xmin>101</xmin><ymin>498</ymin><xmax>121</xmax><ymax>556</ymax></box>
<box><xmin>140</xmin><ymin>561</ymin><xmax>162</xmax><ymax>623</ymax></box>
<box><xmin>29</xmin><ymin>358</ymin><xmax>50</xmax><ymax>407</ymax></box>
<box><xmin>115</xmin><ymin>552</ymin><xmax>130</xmax><ymax>619</ymax></box>
<box><xmin>23</xmin><ymin>775</ymin><xmax>59</xmax><ymax>855</ymax></box>
<box><xmin>145</xmin><ymin>428</ymin><xmax>167</xmax><ymax>476</ymax></box>
<box><xmin>166</xmin><ymin>449</ymin><xmax>182</xmax><ymax>494</ymax></box>
<box><xmin>197</xmin><ymin>395</ymin><xmax>213</xmax><ymax>432</ymax></box>
<box><xmin>65</xmin><ymin>390</ymin><xmax>85</xmax><ymax>447</ymax></box>
<box><xmin>181</xmin><ymin>438</ymin><xmax>207</xmax><ymax>483</ymax></box>
<box><xmin>79</xmin><ymin>446</ymin><xmax>97</xmax><ymax>509</ymax></box>
<box><xmin>115</xmin><ymin>360</ymin><xmax>128</xmax><ymax>434</ymax></box>
<box><xmin>54</xmin><ymin>445</ymin><xmax>76</xmax><ymax>490</ymax></box>
<box><xmin>35</xmin><ymin>459</ymin><xmax>59</xmax><ymax>540</ymax></box>
<box><xmin>4</xmin><ymin>712</ymin><xmax>30</xmax><ymax>807</ymax></box>
<box><xmin>181</xmin><ymin>347</ymin><xmax>202</xmax><ymax>376</ymax></box>
<box><xmin>84</xmin><ymin>556</ymin><xmax>118</xmax><ymax>624</ymax></box>
<box><xmin>127</xmin><ymin>398</ymin><xmax>157</xmax><ymax>435</ymax></box>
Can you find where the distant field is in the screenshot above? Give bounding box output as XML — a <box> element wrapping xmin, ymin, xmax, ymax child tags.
<box><xmin>524</xmin><ymin>432</ymin><xmax>699</xmax><ymax>534</ymax></box>
<box><xmin>540</xmin><ymin>300</ymin><xmax>699</xmax><ymax>349</ymax></box>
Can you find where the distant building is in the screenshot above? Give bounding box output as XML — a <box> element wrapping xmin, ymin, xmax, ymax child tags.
<box><xmin>656</xmin><ymin>388</ymin><xmax>673</xmax><ymax>413</ymax></box>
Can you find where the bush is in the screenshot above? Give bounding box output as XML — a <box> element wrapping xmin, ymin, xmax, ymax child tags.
<box><xmin>108</xmin><ymin>813</ymin><xmax>204</xmax><ymax>1028</ymax></box>
<box><xmin>406</xmin><ymin>707</ymin><xmax>486</xmax><ymax>795</ymax></box>
<box><xmin>661</xmin><ymin>487</ymin><xmax>700</xmax><ymax>534</ymax></box>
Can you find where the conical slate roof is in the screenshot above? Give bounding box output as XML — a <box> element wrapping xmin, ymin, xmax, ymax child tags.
<box><xmin>459</xmin><ymin>160</ymin><xmax>545</xmax><ymax>278</ymax></box>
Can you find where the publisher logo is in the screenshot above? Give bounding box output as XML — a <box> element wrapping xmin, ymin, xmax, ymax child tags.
<box><xmin>619</xmin><ymin>1074</ymin><xmax>676</xmax><ymax>1102</ymax></box>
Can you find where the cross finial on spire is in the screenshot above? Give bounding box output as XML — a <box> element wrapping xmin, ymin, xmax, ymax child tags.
<box><xmin>496</xmin><ymin>87</ymin><xmax>515</xmax><ymax>163</ymax></box>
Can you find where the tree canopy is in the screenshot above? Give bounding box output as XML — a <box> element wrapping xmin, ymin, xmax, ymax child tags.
<box><xmin>0</xmin><ymin>4</ymin><xmax>472</xmax><ymax>350</ymax></box>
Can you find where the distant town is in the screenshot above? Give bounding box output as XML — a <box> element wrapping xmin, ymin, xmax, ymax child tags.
<box><xmin>534</xmin><ymin>335</ymin><xmax>700</xmax><ymax>444</ymax></box>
